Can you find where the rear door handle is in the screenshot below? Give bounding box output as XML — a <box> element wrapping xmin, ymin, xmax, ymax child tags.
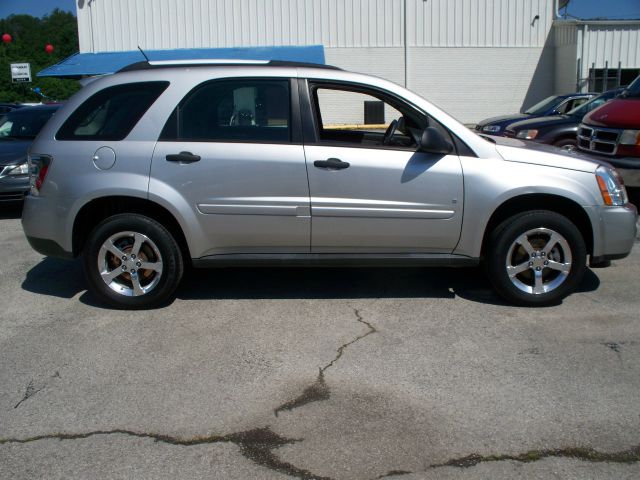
<box><xmin>313</xmin><ymin>158</ymin><xmax>350</xmax><ymax>170</ymax></box>
<box><xmin>166</xmin><ymin>151</ymin><xmax>201</xmax><ymax>163</ymax></box>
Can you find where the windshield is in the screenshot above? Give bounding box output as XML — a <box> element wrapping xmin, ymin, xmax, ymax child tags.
<box><xmin>567</xmin><ymin>91</ymin><xmax>618</xmax><ymax>118</ymax></box>
<box><xmin>624</xmin><ymin>75</ymin><xmax>640</xmax><ymax>97</ymax></box>
<box><xmin>0</xmin><ymin>108</ymin><xmax>57</xmax><ymax>140</ymax></box>
<box><xmin>524</xmin><ymin>95</ymin><xmax>562</xmax><ymax>115</ymax></box>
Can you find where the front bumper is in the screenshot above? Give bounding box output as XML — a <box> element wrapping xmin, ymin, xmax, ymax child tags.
<box><xmin>587</xmin><ymin>202</ymin><xmax>638</xmax><ymax>262</ymax></box>
<box><xmin>0</xmin><ymin>173</ymin><xmax>29</xmax><ymax>202</ymax></box>
<box><xmin>26</xmin><ymin>235</ymin><xmax>73</xmax><ymax>259</ymax></box>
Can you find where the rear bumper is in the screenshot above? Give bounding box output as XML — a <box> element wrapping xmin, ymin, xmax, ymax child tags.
<box><xmin>22</xmin><ymin>194</ymin><xmax>74</xmax><ymax>258</ymax></box>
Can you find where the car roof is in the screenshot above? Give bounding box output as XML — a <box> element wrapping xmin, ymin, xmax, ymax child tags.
<box><xmin>7</xmin><ymin>104</ymin><xmax>61</xmax><ymax>113</ymax></box>
<box><xmin>556</xmin><ymin>92</ymin><xmax>597</xmax><ymax>98</ymax></box>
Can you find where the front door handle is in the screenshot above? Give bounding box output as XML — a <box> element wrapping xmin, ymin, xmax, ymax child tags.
<box><xmin>313</xmin><ymin>158</ymin><xmax>350</xmax><ymax>170</ymax></box>
<box><xmin>166</xmin><ymin>151</ymin><xmax>201</xmax><ymax>163</ymax></box>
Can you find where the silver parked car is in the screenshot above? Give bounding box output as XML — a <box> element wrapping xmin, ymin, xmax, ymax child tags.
<box><xmin>22</xmin><ymin>60</ymin><xmax>637</xmax><ymax>309</ymax></box>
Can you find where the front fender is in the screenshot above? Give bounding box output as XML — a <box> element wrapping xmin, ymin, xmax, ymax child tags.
<box><xmin>455</xmin><ymin>157</ymin><xmax>600</xmax><ymax>258</ymax></box>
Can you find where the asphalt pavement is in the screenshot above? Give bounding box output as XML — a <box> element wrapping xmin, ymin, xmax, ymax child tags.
<box><xmin>1</xmin><ymin>207</ymin><xmax>639</xmax><ymax>480</ymax></box>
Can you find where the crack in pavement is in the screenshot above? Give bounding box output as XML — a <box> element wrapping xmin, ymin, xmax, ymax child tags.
<box><xmin>14</xmin><ymin>380</ymin><xmax>44</xmax><ymax>409</ymax></box>
<box><xmin>374</xmin><ymin>470</ymin><xmax>412</xmax><ymax>478</ymax></box>
<box><xmin>1</xmin><ymin>309</ymin><xmax>377</xmax><ymax>479</ymax></box>
<box><xmin>7</xmin><ymin>307</ymin><xmax>639</xmax><ymax>479</ymax></box>
<box><xmin>319</xmin><ymin>309</ymin><xmax>378</xmax><ymax>375</ymax></box>
<box><xmin>274</xmin><ymin>369</ymin><xmax>330</xmax><ymax>417</ymax></box>
<box><xmin>0</xmin><ymin>427</ymin><xmax>332</xmax><ymax>480</ymax></box>
<box><xmin>274</xmin><ymin>308</ymin><xmax>377</xmax><ymax>416</ymax></box>
<box><xmin>428</xmin><ymin>444</ymin><xmax>640</xmax><ymax>469</ymax></box>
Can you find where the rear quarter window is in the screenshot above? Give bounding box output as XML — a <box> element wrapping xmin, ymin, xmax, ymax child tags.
<box><xmin>56</xmin><ymin>81</ymin><xmax>169</xmax><ymax>141</ymax></box>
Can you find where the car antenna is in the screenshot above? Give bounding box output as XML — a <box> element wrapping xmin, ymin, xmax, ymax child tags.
<box><xmin>138</xmin><ymin>46</ymin><xmax>150</xmax><ymax>62</ymax></box>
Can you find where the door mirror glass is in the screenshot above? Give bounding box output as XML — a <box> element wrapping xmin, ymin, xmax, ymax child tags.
<box><xmin>419</xmin><ymin>127</ymin><xmax>453</xmax><ymax>155</ymax></box>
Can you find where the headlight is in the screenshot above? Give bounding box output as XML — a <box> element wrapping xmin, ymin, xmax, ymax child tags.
<box><xmin>596</xmin><ymin>166</ymin><xmax>628</xmax><ymax>206</ymax></box>
<box><xmin>516</xmin><ymin>129</ymin><xmax>539</xmax><ymax>140</ymax></box>
<box><xmin>619</xmin><ymin>129</ymin><xmax>640</xmax><ymax>145</ymax></box>
<box><xmin>482</xmin><ymin>125</ymin><xmax>501</xmax><ymax>133</ymax></box>
<box><xmin>6</xmin><ymin>162</ymin><xmax>29</xmax><ymax>175</ymax></box>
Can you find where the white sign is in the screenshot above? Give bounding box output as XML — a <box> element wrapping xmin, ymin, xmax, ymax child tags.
<box><xmin>10</xmin><ymin>63</ymin><xmax>31</xmax><ymax>83</ymax></box>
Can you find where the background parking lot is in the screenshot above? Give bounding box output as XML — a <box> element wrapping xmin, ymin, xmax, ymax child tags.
<box><xmin>1</xmin><ymin>207</ymin><xmax>639</xmax><ymax>480</ymax></box>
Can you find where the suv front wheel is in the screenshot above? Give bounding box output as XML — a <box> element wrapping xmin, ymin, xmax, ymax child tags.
<box><xmin>486</xmin><ymin>210</ymin><xmax>587</xmax><ymax>306</ymax></box>
<box><xmin>83</xmin><ymin>214</ymin><xmax>184</xmax><ymax>309</ymax></box>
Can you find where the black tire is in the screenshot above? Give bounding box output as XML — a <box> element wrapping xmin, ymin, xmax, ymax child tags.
<box><xmin>486</xmin><ymin>210</ymin><xmax>586</xmax><ymax>306</ymax></box>
<box><xmin>83</xmin><ymin>214</ymin><xmax>184</xmax><ymax>309</ymax></box>
<box><xmin>553</xmin><ymin>138</ymin><xmax>577</xmax><ymax>150</ymax></box>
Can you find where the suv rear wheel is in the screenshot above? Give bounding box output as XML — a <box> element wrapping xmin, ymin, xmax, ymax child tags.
<box><xmin>486</xmin><ymin>210</ymin><xmax>586</xmax><ymax>306</ymax></box>
<box><xmin>83</xmin><ymin>214</ymin><xmax>184</xmax><ymax>309</ymax></box>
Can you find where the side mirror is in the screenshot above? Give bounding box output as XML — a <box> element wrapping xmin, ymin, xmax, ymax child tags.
<box><xmin>418</xmin><ymin>127</ymin><xmax>454</xmax><ymax>155</ymax></box>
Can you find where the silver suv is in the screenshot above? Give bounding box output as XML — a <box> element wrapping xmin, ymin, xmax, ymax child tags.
<box><xmin>22</xmin><ymin>60</ymin><xmax>637</xmax><ymax>309</ymax></box>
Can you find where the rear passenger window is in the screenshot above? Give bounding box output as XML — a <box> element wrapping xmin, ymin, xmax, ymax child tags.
<box><xmin>57</xmin><ymin>82</ymin><xmax>169</xmax><ymax>141</ymax></box>
<box><xmin>160</xmin><ymin>79</ymin><xmax>290</xmax><ymax>143</ymax></box>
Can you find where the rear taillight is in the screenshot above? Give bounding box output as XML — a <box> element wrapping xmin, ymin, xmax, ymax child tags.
<box><xmin>29</xmin><ymin>154</ymin><xmax>52</xmax><ymax>196</ymax></box>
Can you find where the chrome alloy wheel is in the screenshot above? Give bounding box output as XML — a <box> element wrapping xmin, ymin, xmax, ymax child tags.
<box><xmin>97</xmin><ymin>231</ymin><xmax>163</xmax><ymax>297</ymax></box>
<box><xmin>505</xmin><ymin>227</ymin><xmax>572</xmax><ymax>295</ymax></box>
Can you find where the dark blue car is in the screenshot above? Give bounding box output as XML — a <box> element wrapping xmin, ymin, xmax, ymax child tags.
<box><xmin>475</xmin><ymin>92</ymin><xmax>596</xmax><ymax>135</ymax></box>
<box><xmin>0</xmin><ymin>104</ymin><xmax>60</xmax><ymax>203</ymax></box>
<box><xmin>503</xmin><ymin>88</ymin><xmax>625</xmax><ymax>149</ymax></box>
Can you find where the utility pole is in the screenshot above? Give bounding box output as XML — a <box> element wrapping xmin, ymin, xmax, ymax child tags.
<box><xmin>404</xmin><ymin>0</ymin><xmax>408</xmax><ymax>88</ymax></box>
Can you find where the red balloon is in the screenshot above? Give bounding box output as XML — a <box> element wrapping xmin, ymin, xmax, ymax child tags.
<box><xmin>2</xmin><ymin>33</ymin><xmax>11</xmax><ymax>43</ymax></box>
<box><xmin>45</xmin><ymin>43</ymin><xmax>54</xmax><ymax>54</ymax></box>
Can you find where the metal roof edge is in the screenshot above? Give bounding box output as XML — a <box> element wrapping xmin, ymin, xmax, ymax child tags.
<box><xmin>553</xmin><ymin>19</ymin><xmax>640</xmax><ymax>26</ymax></box>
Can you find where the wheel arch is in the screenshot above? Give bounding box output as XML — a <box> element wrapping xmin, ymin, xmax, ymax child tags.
<box><xmin>552</xmin><ymin>135</ymin><xmax>578</xmax><ymax>146</ymax></box>
<box><xmin>72</xmin><ymin>196</ymin><xmax>191</xmax><ymax>264</ymax></box>
<box><xmin>480</xmin><ymin>193</ymin><xmax>594</xmax><ymax>259</ymax></box>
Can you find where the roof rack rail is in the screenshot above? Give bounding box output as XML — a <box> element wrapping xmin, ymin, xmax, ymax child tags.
<box><xmin>117</xmin><ymin>59</ymin><xmax>342</xmax><ymax>73</ymax></box>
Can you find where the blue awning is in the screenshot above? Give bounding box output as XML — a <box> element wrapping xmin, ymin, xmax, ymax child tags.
<box><xmin>38</xmin><ymin>45</ymin><xmax>325</xmax><ymax>78</ymax></box>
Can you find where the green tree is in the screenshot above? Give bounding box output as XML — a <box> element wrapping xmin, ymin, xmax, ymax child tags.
<box><xmin>0</xmin><ymin>9</ymin><xmax>80</xmax><ymax>103</ymax></box>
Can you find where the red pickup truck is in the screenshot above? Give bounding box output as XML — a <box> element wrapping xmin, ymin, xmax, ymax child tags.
<box><xmin>578</xmin><ymin>75</ymin><xmax>640</xmax><ymax>187</ymax></box>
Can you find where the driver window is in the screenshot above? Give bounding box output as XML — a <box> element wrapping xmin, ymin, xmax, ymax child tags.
<box><xmin>312</xmin><ymin>86</ymin><xmax>424</xmax><ymax>149</ymax></box>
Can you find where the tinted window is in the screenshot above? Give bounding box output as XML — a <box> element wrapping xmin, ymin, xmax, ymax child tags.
<box><xmin>0</xmin><ymin>108</ymin><xmax>58</xmax><ymax>139</ymax></box>
<box><xmin>160</xmin><ymin>79</ymin><xmax>290</xmax><ymax>143</ymax></box>
<box><xmin>57</xmin><ymin>82</ymin><xmax>169</xmax><ymax>141</ymax></box>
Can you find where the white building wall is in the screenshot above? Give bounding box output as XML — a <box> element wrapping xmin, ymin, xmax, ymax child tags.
<box><xmin>323</xmin><ymin>46</ymin><xmax>555</xmax><ymax>124</ymax></box>
<box><xmin>408</xmin><ymin>47</ymin><xmax>555</xmax><ymax>123</ymax></box>
<box><xmin>581</xmin><ymin>23</ymin><xmax>640</xmax><ymax>70</ymax></box>
<box><xmin>324</xmin><ymin>48</ymin><xmax>405</xmax><ymax>124</ymax></box>
<box><xmin>568</xmin><ymin>21</ymin><xmax>640</xmax><ymax>92</ymax></box>
<box><xmin>76</xmin><ymin>0</ymin><xmax>559</xmax><ymax>123</ymax></box>
<box><xmin>554</xmin><ymin>23</ymin><xmax>578</xmax><ymax>93</ymax></box>
<box><xmin>77</xmin><ymin>0</ymin><xmax>556</xmax><ymax>52</ymax></box>
<box><xmin>551</xmin><ymin>21</ymin><xmax>640</xmax><ymax>94</ymax></box>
